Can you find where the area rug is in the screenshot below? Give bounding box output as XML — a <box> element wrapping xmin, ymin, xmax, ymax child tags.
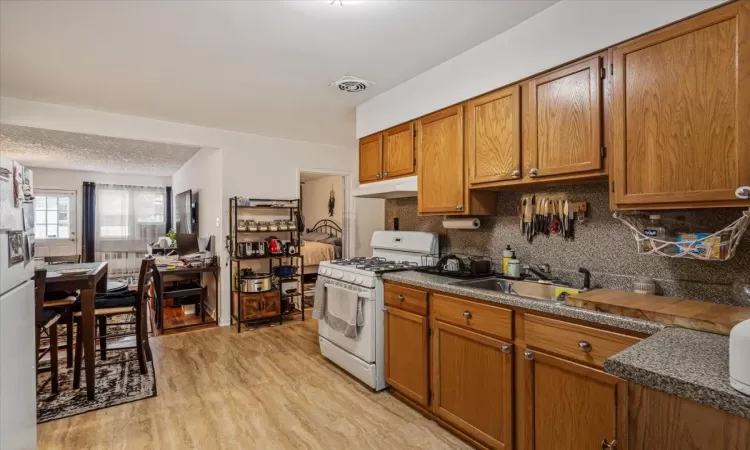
<box><xmin>37</xmin><ymin>326</ymin><xmax>157</xmax><ymax>423</ymax></box>
<box><xmin>40</xmin><ymin>310</ymin><xmax>153</xmax><ymax>350</ymax></box>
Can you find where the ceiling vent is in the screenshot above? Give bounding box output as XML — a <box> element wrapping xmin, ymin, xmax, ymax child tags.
<box><xmin>329</xmin><ymin>75</ymin><xmax>376</xmax><ymax>93</ymax></box>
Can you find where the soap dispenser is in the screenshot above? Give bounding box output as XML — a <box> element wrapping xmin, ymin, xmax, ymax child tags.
<box><xmin>506</xmin><ymin>252</ymin><xmax>521</xmax><ymax>279</ymax></box>
<box><xmin>502</xmin><ymin>245</ymin><xmax>513</xmax><ymax>275</ymax></box>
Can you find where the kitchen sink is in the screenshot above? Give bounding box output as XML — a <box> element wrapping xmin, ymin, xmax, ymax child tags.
<box><xmin>450</xmin><ymin>277</ymin><xmax>579</xmax><ymax>302</ymax></box>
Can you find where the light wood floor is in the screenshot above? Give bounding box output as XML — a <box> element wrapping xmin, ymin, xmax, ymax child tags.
<box><xmin>38</xmin><ymin>320</ymin><xmax>472</xmax><ymax>449</ymax></box>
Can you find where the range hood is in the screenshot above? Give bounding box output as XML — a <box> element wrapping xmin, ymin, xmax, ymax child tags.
<box><xmin>352</xmin><ymin>176</ymin><xmax>417</xmax><ymax>199</ymax></box>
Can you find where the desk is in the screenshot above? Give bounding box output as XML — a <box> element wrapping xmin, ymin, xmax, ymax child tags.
<box><xmin>45</xmin><ymin>262</ymin><xmax>108</xmax><ymax>400</ymax></box>
<box><xmin>152</xmin><ymin>265</ymin><xmax>219</xmax><ymax>333</ymax></box>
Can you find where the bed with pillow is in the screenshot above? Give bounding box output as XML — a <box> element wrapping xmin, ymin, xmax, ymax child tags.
<box><xmin>299</xmin><ymin>220</ymin><xmax>342</xmax><ymax>274</ymax></box>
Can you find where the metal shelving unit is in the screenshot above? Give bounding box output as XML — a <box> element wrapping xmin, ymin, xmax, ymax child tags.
<box><xmin>228</xmin><ymin>197</ymin><xmax>305</xmax><ymax>332</ymax></box>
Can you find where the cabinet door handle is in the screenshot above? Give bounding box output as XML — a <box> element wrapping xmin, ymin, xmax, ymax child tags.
<box><xmin>455</xmin><ymin>205</ymin><xmax>464</xmax><ymax>211</ymax></box>
<box><xmin>375</xmin><ymin>173</ymin><xmax>382</xmax><ymax>179</ymax></box>
<box><xmin>462</xmin><ymin>311</ymin><xmax>472</xmax><ymax>319</ymax></box>
<box><xmin>501</xmin><ymin>344</ymin><xmax>513</xmax><ymax>353</ymax></box>
<box><xmin>398</xmin><ymin>294</ymin><xmax>405</xmax><ymax>301</ymax></box>
<box><xmin>511</xmin><ymin>169</ymin><xmax>521</xmax><ymax>178</ymax></box>
<box><xmin>384</xmin><ymin>172</ymin><xmax>389</xmax><ymax>177</ymax></box>
<box><xmin>601</xmin><ymin>439</ymin><xmax>617</xmax><ymax>449</ymax></box>
<box><xmin>737</xmin><ymin>186</ymin><xmax>750</xmax><ymax>199</ymax></box>
<box><xmin>524</xmin><ymin>350</ymin><xmax>534</xmax><ymax>360</ymax></box>
<box><xmin>529</xmin><ymin>168</ymin><xmax>539</xmax><ymax>177</ymax></box>
<box><xmin>382</xmin><ymin>306</ymin><xmax>388</xmax><ymax>312</ymax></box>
<box><xmin>578</xmin><ymin>340</ymin><xmax>592</xmax><ymax>353</ymax></box>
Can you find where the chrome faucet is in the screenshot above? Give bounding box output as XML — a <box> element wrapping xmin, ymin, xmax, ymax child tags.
<box><xmin>523</xmin><ymin>263</ymin><xmax>551</xmax><ymax>281</ymax></box>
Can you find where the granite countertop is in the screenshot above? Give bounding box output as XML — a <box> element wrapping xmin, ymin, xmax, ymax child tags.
<box><xmin>604</xmin><ymin>327</ymin><xmax>750</xmax><ymax>418</ymax></box>
<box><xmin>382</xmin><ymin>271</ymin><xmax>663</xmax><ymax>335</ymax></box>
<box><xmin>383</xmin><ymin>270</ymin><xmax>750</xmax><ymax>418</ymax></box>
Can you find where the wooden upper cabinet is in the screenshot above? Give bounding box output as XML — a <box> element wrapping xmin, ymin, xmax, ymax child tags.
<box><xmin>383</xmin><ymin>122</ymin><xmax>416</xmax><ymax>179</ymax></box>
<box><xmin>467</xmin><ymin>85</ymin><xmax>522</xmax><ymax>185</ymax></box>
<box><xmin>432</xmin><ymin>320</ymin><xmax>513</xmax><ymax>449</ymax></box>
<box><xmin>519</xmin><ymin>349</ymin><xmax>627</xmax><ymax>450</ymax></box>
<box><xmin>384</xmin><ymin>305</ymin><xmax>429</xmax><ymax>407</ymax></box>
<box><xmin>359</xmin><ymin>133</ymin><xmax>382</xmax><ymax>183</ymax></box>
<box><xmin>527</xmin><ymin>54</ymin><xmax>604</xmax><ymax>179</ymax></box>
<box><xmin>417</xmin><ymin>106</ymin><xmax>466</xmax><ymax>214</ymax></box>
<box><xmin>611</xmin><ymin>2</ymin><xmax>750</xmax><ymax>208</ymax></box>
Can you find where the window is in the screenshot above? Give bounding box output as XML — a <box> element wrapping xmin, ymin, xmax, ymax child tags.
<box><xmin>34</xmin><ymin>195</ymin><xmax>71</xmax><ymax>239</ymax></box>
<box><xmin>96</xmin><ymin>185</ymin><xmax>166</xmax><ymax>243</ymax></box>
<box><xmin>99</xmin><ymin>189</ymin><xmax>130</xmax><ymax>238</ymax></box>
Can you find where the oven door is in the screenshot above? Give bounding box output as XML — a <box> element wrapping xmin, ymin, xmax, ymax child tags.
<box><xmin>317</xmin><ymin>278</ymin><xmax>376</xmax><ymax>364</ymax></box>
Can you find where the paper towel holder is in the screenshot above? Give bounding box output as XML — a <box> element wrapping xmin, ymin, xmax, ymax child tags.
<box><xmin>442</xmin><ymin>216</ymin><xmax>481</xmax><ymax>230</ymax></box>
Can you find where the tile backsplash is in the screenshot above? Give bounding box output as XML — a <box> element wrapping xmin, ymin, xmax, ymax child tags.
<box><xmin>385</xmin><ymin>183</ymin><xmax>750</xmax><ymax>304</ymax></box>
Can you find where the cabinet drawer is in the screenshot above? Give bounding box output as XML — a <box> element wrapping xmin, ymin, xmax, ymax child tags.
<box><xmin>432</xmin><ymin>294</ymin><xmax>512</xmax><ymax>339</ymax></box>
<box><xmin>524</xmin><ymin>314</ymin><xmax>640</xmax><ymax>367</ymax></box>
<box><xmin>385</xmin><ymin>283</ymin><xmax>428</xmax><ymax>316</ymax></box>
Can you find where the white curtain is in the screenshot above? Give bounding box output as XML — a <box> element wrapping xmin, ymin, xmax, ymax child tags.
<box><xmin>95</xmin><ymin>184</ymin><xmax>166</xmax><ymax>276</ymax></box>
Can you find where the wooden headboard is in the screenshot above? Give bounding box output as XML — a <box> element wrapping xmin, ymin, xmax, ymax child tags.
<box><xmin>306</xmin><ymin>219</ymin><xmax>342</xmax><ymax>237</ymax></box>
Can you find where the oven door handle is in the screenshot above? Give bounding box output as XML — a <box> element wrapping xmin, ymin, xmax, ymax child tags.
<box><xmin>323</xmin><ymin>283</ymin><xmax>373</xmax><ymax>300</ymax></box>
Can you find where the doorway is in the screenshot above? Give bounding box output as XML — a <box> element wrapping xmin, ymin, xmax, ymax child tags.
<box><xmin>33</xmin><ymin>189</ymin><xmax>77</xmax><ymax>257</ymax></box>
<box><xmin>298</xmin><ymin>170</ymin><xmax>348</xmax><ymax>307</ymax></box>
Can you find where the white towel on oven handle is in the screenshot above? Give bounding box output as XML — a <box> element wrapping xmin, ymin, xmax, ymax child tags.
<box><xmin>323</xmin><ymin>284</ymin><xmax>365</xmax><ymax>338</ymax></box>
<box><xmin>312</xmin><ymin>277</ymin><xmax>327</xmax><ymax>321</ymax></box>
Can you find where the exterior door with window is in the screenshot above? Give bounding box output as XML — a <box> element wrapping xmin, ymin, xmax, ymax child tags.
<box><xmin>34</xmin><ymin>190</ymin><xmax>77</xmax><ymax>257</ymax></box>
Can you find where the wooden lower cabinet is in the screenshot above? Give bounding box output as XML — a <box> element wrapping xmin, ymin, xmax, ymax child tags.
<box><xmin>232</xmin><ymin>291</ymin><xmax>279</xmax><ymax>321</ymax></box>
<box><xmin>432</xmin><ymin>319</ymin><xmax>513</xmax><ymax>449</ymax></box>
<box><xmin>518</xmin><ymin>348</ymin><xmax>627</xmax><ymax>450</ymax></box>
<box><xmin>384</xmin><ymin>305</ymin><xmax>429</xmax><ymax>407</ymax></box>
<box><xmin>629</xmin><ymin>384</ymin><xmax>750</xmax><ymax>450</ymax></box>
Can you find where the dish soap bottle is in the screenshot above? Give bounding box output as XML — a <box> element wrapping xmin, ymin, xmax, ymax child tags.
<box><xmin>502</xmin><ymin>245</ymin><xmax>513</xmax><ymax>275</ymax></box>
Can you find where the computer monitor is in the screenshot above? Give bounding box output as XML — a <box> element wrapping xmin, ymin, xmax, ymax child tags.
<box><xmin>176</xmin><ymin>233</ymin><xmax>199</xmax><ymax>255</ymax></box>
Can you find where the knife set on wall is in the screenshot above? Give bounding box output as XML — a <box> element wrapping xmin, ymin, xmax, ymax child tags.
<box><xmin>236</xmin><ymin>237</ymin><xmax>297</xmax><ymax>258</ymax></box>
<box><xmin>519</xmin><ymin>194</ymin><xmax>587</xmax><ymax>243</ymax></box>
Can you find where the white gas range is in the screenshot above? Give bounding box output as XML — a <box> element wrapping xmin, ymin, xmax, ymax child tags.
<box><xmin>317</xmin><ymin>231</ymin><xmax>438</xmax><ymax>390</ymax></box>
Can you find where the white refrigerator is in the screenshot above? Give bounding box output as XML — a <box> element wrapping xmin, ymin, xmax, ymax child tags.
<box><xmin>0</xmin><ymin>157</ymin><xmax>37</xmax><ymax>450</ymax></box>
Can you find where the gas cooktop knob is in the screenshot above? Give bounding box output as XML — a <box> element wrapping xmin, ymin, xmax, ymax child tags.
<box><xmin>355</xmin><ymin>276</ymin><xmax>364</xmax><ymax>284</ymax></box>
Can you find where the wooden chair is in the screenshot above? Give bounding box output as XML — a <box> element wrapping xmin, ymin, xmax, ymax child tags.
<box><xmin>35</xmin><ymin>269</ymin><xmax>61</xmax><ymax>395</ymax></box>
<box><xmin>43</xmin><ymin>254</ymin><xmax>82</xmax><ymax>368</ymax></box>
<box><xmin>73</xmin><ymin>257</ymin><xmax>154</xmax><ymax>389</ymax></box>
<box><xmin>44</xmin><ymin>255</ymin><xmax>82</xmax><ymax>264</ymax></box>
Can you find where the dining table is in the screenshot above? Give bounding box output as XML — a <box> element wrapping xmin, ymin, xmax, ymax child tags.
<box><xmin>44</xmin><ymin>261</ymin><xmax>108</xmax><ymax>400</ymax></box>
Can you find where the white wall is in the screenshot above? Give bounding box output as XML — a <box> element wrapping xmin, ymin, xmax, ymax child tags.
<box><xmin>356</xmin><ymin>0</ymin><xmax>725</xmax><ymax>137</ymax></box>
<box><xmin>353</xmin><ymin>197</ymin><xmax>385</xmax><ymax>258</ymax></box>
<box><xmin>171</xmin><ymin>147</ymin><xmax>223</xmax><ymax>244</ymax></box>
<box><xmin>301</xmin><ymin>175</ymin><xmax>343</xmax><ymax>228</ymax></box>
<box><xmin>31</xmin><ymin>167</ymin><xmax>170</xmax><ymax>256</ymax></box>
<box><xmin>171</xmin><ymin>147</ymin><xmax>223</xmax><ymax>315</ymax></box>
<box><xmin>1</xmin><ymin>97</ymin><xmax>386</xmax><ymax>326</ymax></box>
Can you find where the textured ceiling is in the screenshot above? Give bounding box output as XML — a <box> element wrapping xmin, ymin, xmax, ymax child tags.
<box><xmin>0</xmin><ymin>124</ymin><xmax>201</xmax><ymax>176</ymax></box>
<box><xmin>0</xmin><ymin>1</ymin><xmax>556</xmax><ymax>147</ymax></box>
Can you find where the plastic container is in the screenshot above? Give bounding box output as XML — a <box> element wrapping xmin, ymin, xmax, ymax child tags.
<box><xmin>641</xmin><ymin>215</ymin><xmax>666</xmax><ymax>253</ymax></box>
<box><xmin>633</xmin><ymin>276</ymin><xmax>656</xmax><ymax>295</ymax></box>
